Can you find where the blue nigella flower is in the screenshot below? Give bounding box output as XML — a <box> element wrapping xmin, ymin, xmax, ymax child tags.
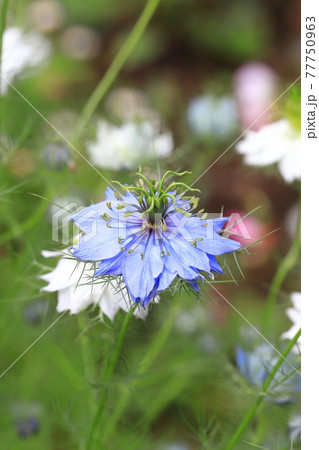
<box><xmin>236</xmin><ymin>343</ymin><xmax>301</xmax><ymax>404</ymax></box>
<box><xmin>44</xmin><ymin>143</ymin><xmax>71</xmax><ymax>170</ymax></box>
<box><xmin>16</xmin><ymin>417</ymin><xmax>40</xmax><ymax>439</ymax></box>
<box><xmin>70</xmin><ymin>170</ymin><xmax>240</xmax><ymax>306</ymax></box>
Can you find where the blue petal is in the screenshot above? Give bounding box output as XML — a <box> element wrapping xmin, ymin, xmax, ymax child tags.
<box><xmin>70</xmin><ymin>201</ymin><xmax>107</xmax><ymax>232</ymax></box>
<box><xmin>187</xmin><ymin>227</ymin><xmax>241</xmax><ymax>256</ymax></box>
<box><xmin>236</xmin><ymin>346</ymin><xmax>249</xmax><ymax>378</ymax></box>
<box><xmin>72</xmin><ymin>222</ymin><xmax>135</xmax><ymax>261</ymax></box>
<box><xmin>164</xmin><ymin>232</ymin><xmax>210</xmax><ymax>272</ymax></box>
<box><xmin>212</xmin><ymin>217</ymin><xmax>229</xmax><ymax>232</ymax></box>
<box><xmin>207</xmin><ymin>255</ymin><xmax>223</xmax><ymax>273</ymax></box>
<box><xmin>122</xmin><ymin>232</ymin><xmax>164</xmax><ymax>301</ymax></box>
<box><xmin>70</xmin><ymin>189</ymin><xmax>141</xmax><ymax>233</ymax></box>
<box><xmin>166</xmin><ymin>215</ymin><xmax>240</xmax><ymax>256</ymax></box>
<box><xmin>130</xmin><ymin>281</ymin><xmax>160</xmax><ymax>307</ymax></box>
<box><xmin>157</xmin><ymin>268</ymin><xmax>177</xmax><ymax>291</ymax></box>
<box><xmin>188</xmin><ymin>281</ymin><xmax>201</xmax><ymax>294</ymax></box>
<box><xmin>162</xmin><ymin>238</ymin><xmax>206</xmax><ymax>280</ymax></box>
<box><xmin>95</xmin><ymin>254</ymin><xmax>123</xmax><ymax>276</ymax></box>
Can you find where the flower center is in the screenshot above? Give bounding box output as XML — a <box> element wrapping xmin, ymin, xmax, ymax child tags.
<box><xmin>112</xmin><ymin>169</ymin><xmax>201</xmax><ymax>222</ymax></box>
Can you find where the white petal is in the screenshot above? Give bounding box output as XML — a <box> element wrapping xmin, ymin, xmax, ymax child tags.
<box><xmin>99</xmin><ymin>297</ymin><xmax>121</xmax><ymax>322</ymax></box>
<box><xmin>41</xmin><ymin>250</ymin><xmax>62</xmax><ymax>258</ymax></box>
<box><xmin>281</xmin><ymin>291</ymin><xmax>301</xmax><ymax>352</ymax></box>
<box><xmin>286</xmin><ymin>307</ymin><xmax>301</xmax><ymax>326</ymax></box>
<box><xmin>291</xmin><ymin>292</ymin><xmax>301</xmax><ymax>311</ymax></box>
<box><xmin>86</xmin><ymin>118</ymin><xmax>173</xmax><ymax>170</ymax></box>
<box><xmin>236</xmin><ymin>120</ymin><xmax>297</xmax><ymax>167</ymax></box>
<box><xmin>278</xmin><ymin>139</ymin><xmax>301</xmax><ymax>182</ymax></box>
<box><xmin>57</xmin><ymin>285</ymin><xmax>94</xmax><ymax>314</ymax></box>
<box><xmin>40</xmin><ymin>256</ymin><xmax>92</xmax><ymax>292</ymax></box>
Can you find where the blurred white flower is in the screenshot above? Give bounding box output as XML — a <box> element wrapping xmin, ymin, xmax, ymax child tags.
<box><xmin>40</xmin><ymin>250</ymin><xmax>154</xmax><ymax>321</ymax></box>
<box><xmin>87</xmin><ymin>119</ymin><xmax>174</xmax><ymax>170</ymax></box>
<box><xmin>281</xmin><ymin>292</ymin><xmax>301</xmax><ymax>353</ymax></box>
<box><xmin>288</xmin><ymin>413</ymin><xmax>301</xmax><ymax>443</ymax></box>
<box><xmin>236</xmin><ymin>119</ymin><xmax>300</xmax><ymax>183</ymax></box>
<box><xmin>0</xmin><ymin>27</ymin><xmax>51</xmax><ymax>95</ymax></box>
<box><xmin>187</xmin><ymin>94</ymin><xmax>237</xmax><ymax>138</ymax></box>
<box><xmin>175</xmin><ymin>306</ymin><xmax>207</xmax><ymax>334</ymax></box>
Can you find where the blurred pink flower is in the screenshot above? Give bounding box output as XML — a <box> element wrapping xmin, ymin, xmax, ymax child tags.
<box><xmin>223</xmin><ymin>210</ymin><xmax>278</xmax><ymax>267</ymax></box>
<box><xmin>233</xmin><ymin>62</ymin><xmax>279</xmax><ymax>130</ymax></box>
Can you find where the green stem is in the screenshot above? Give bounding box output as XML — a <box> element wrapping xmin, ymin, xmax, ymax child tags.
<box><xmin>72</xmin><ymin>0</ymin><xmax>161</xmax><ymax>141</ymax></box>
<box><xmin>225</xmin><ymin>328</ymin><xmax>301</xmax><ymax>450</ymax></box>
<box><xmin>263</xmin><ymin>207</ymin><xmax>301</xmax><ymax>334</ymax></box>
<box><xmin>77</xmin><ymin>315</ymin><xmax>96</xmax><ymax>412</ymax></box>
<box><xmin>105</xmin><ymin>309</ymin><xmax>134</xmax><ymax>378</ymax></box>
<box><xmin>102</xmin><ymin>300</ymin><xmax>179</xmax><ymax>441</ymax></box>
<box><xmin>85</xmin><ymin>310</ymin><xmax>133</xmax><ymax>450</ymax></box>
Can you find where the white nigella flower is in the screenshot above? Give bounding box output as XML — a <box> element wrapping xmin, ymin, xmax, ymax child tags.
<box><xmin>0</xmin><ymin>27</ymin><xmax>51</xmax><ymax>95</ymax></box>
<box><xmin>281</xmin><ymin>292</ymin><xmax>301</xmax><ymax>353</ymax></box>
<box><xmin>40</xmin><ymin>250</ymin><xmax>153</xmax><ymax>321</ymax></box>
<box><xmin>236</xmin><ymin>119</ymin><xmax>300</xmax><ymax>183</ymax></box>
<box><xmin>187</xmin><ymin>94</ymin><xmax>238</xmax><ymax>138</ymax></box>
<box><xmin>87</xmin><ymin>119</ymin><xmax>174</xmax><ymax>170</ymax></box>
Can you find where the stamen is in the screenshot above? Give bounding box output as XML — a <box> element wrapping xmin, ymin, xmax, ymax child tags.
<box><xmin>114</xmin><ymin>192</ymin><xmax>123</xmax><ymax>201</ymax></box>
<box><xmin>100</xmin><ymin>213</ymin><xmax>111</xmax><ymax>220</ymax></box>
